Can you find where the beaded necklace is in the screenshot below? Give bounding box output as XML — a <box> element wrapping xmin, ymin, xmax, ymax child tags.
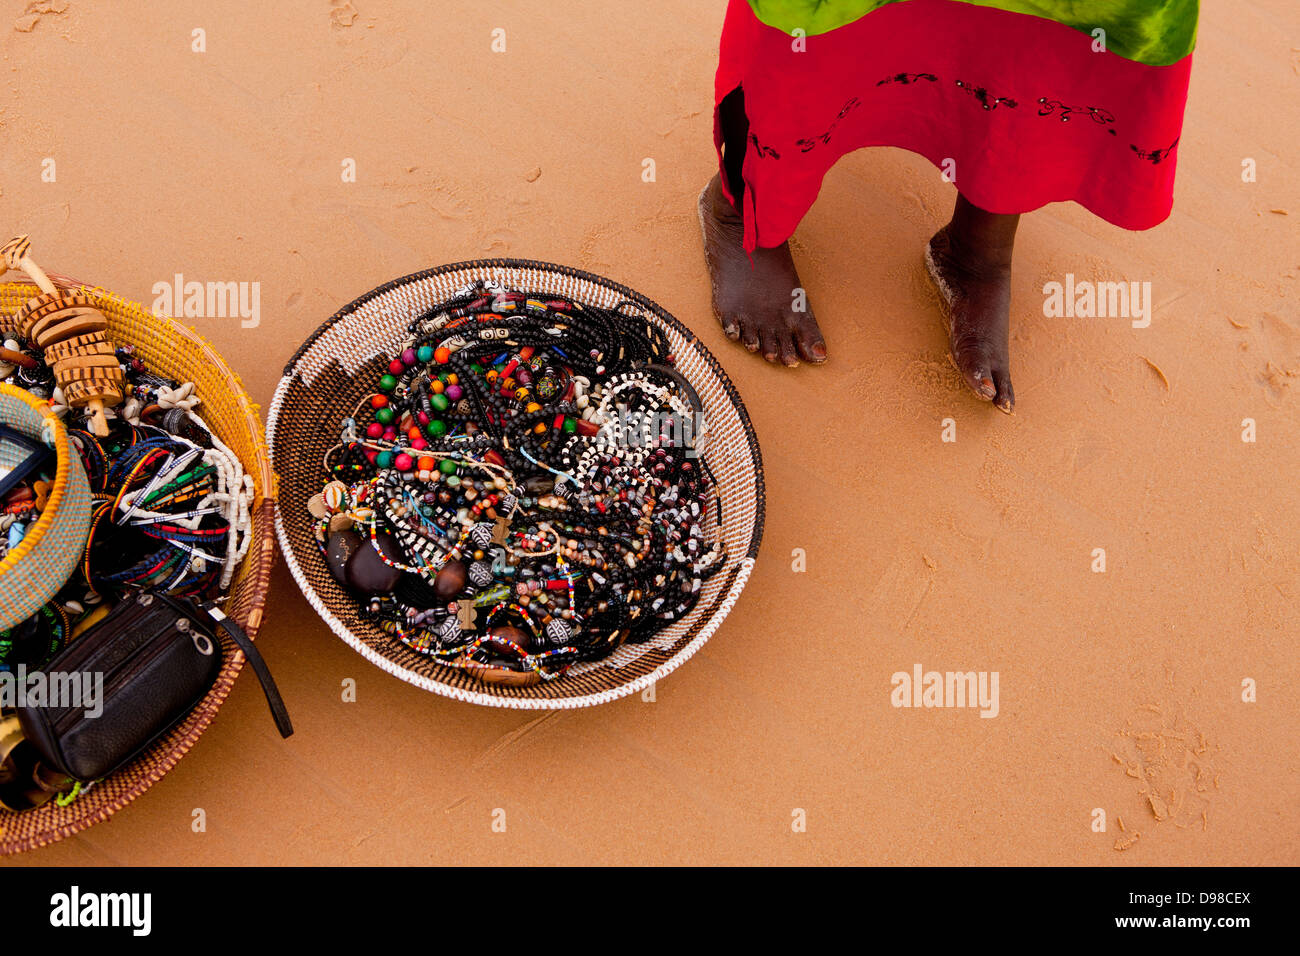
<box><xmin>315</xmin><ymin>284</ymin><xmax>724</xmax><ymax>682</ymax></box>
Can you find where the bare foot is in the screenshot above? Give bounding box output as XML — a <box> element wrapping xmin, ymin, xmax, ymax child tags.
<box><xmin>698</xmin><ymin>174</ymin><xmax>826</xmax><ymax>366</ymax></box>
<box><xmin>925</xmin><ymin>224</ymin><xmax>1015</xmax><ymax>413</ymax></box>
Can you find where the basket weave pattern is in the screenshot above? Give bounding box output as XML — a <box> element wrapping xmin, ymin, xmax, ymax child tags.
<box><xmin>0</xmin><ymin>276</ymin><xmax>276</xmax><ymax>855</ymax></box>
<box><xmin>270</xmin><ymin>260</ymin><xmax>764</xmax><ymax>708</ymax></box>
<box><xmin>0</xmin><ymin>384</ymin><xmax>93</xmax><ymax>630</ymax></box>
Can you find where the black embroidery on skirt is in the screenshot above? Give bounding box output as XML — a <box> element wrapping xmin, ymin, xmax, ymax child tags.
<box><xmin>776</xmin><ymin>77</ymin><xmax>1171</xmax><ymax>164</ymax></box>
<box><xmin>1036</xmin><ymin>98</ymin><xmax>1118</xmax><ymax>134</ymax></box>
<box><xmin>876</xmin><ymin>72</ymin><xmax>938</xmax><ymax>86</ymax></box>
<box><xmin>955</xmin><ymin>80</ymin><xmax>1017</xmax><ymax>110</ymax></box>
<box><xmin>1131</xmin><ymin>136</ymin><xmax>1180</xmax><ymax>163</ymax></box>
<box><xmin>795</xmin><ymin>96</ymin><xmax>862</xmax><ymax>153</ymax></box>
<box><xmin>748</xmin><ymin>132</ymin><xmax>781</xmax><ymax>160</ymax></box>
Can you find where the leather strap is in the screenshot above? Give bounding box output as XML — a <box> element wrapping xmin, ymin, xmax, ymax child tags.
<box><xmin>204</xmin><ymin>606</ymin><xmax>294</xmax><ymax>739</ymax></box>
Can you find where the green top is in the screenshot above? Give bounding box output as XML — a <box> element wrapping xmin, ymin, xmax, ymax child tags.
<box><xmin>747</xmin><ymin>0</ymin><xmax>1199</xmax><ymax>65</ymax></box>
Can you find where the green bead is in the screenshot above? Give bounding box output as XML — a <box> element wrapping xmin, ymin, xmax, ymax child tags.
<box><xmin>376</xmin><ymin>450</ymin><xmax>394</xmax><ymax>468</ymax></box>
<box><xmin>445</xmin><ymin>475</ymin><xmax>460</xmax><ymax>488</ymax></box>
<box><xmin>417</xmin><ymin>345</ymin><xmax>434</xmax><ymax>363</ymax></box>
<box><xmin>430</xmin><ymin>392</ymin><xmax>450</xmax><ymax>413</ymax></box>
<box><xmin>562</xmin><ymin>417</ymin><xmax>576</xmax><ymax>434</ymax></box>
<box><xmin>438</xmin><ymin>458</ymin><xmax>458</xmax><ymax>476</ymax></box>
<box><xmin>375</xmin><ymin>407</ymin><xmax>394</xmax><ymax>425</ymax></box>
<box><xmin>426</xmin><ymin>419</ymin><xmax>447</xmax><ymax>438</ymax></box>
<box><xmin>379</xmin><ymin>374</ymin><xmax>398</xmax><ymax>391</ymax></box>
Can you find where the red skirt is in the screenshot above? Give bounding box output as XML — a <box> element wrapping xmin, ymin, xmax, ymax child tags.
<box><xmin>715</xmin><ymin>0</ymin><xmax>1194</xmax><ymax>252</ymax></box>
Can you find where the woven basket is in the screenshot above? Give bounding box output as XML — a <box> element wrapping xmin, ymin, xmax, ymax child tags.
<box><xmin>0</xmin><ymin>384</ymin><xmax>93</xmax><ymax>630</ymax></box>
<box><xmin>0</xmin><ymin>272</ymin><xmax>276</xmax><ymax>855</ymax></box>
<box><xmin>270</xmin><ymin>260</ymin><xmax>764</xmax><ymax>708</ymax></box>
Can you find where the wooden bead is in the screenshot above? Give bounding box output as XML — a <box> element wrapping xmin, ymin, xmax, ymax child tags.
<box><xmin>12</xmin><ymin>291</ymin><xmax>68</xmax><ymax>336</ymax></box>
<box><xmin>462</xmin><ymin>661</ymin><xmax>541</xmax><ymax>687</ymax></box>
<box><xmin>433</xmin><ymin>558</ymin><xmax>468</xmax><ymax>599</ymax></box>
<box><xmin>325</xmin><ymin>530</ymin><xmax>363</xmax><ymax>586</ymax></box>
<box><xmin>32</xmin><ymin>306</ymin><xmax>107</xmax><ymax>348</ymax></box>
<box><xmin>45</xmin><ymin>331</ymin><xmax>113</xmax><ymax>363</ymax></box>
<box><xmin>345</xmin><ymin>532</ymin><xmax>403</xmax><ymax>594</ymax></box>
<box><xmin>53</xmin><ymin>354</ymin><xmax>120</xmax><ymax>376</ymax></box>
<box><xmin>62</xmin><ymin>378</ymin><xmax>124</xmax><ymax>407</ymax></box>
<box><xmin>489</xmin><ymin>625</ymin><xmax>531</xmax><ymax>652</ymax></box>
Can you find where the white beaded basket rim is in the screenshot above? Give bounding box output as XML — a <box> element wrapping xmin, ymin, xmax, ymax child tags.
<box><xmin>269</xmin><ymin>259</ymin><xmax>764</xmax><ymax>709</ymax></box>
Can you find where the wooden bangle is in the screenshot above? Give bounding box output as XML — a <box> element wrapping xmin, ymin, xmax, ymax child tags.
<box><xmin>32</xmin><ymin>307</ymin><xmax>108</xmax><ymax>349</ymax></box>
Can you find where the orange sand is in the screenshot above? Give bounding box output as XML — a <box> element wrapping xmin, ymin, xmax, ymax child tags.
<box><xmin>0</xmin><ymin>0</ymin><xmax>1296</xmax><ymax>865</ymax></box>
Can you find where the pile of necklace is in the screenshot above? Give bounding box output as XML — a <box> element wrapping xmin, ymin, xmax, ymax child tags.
<box><xmin>77</xmin><ymin>415</ymin><xmax>253</xmax><ymax>597</ymax></box>
<box><xmin>314</xmin><ymin>283</ymin><xmax>725</xmax><ymax>685</ymax></box>
<box><xmin>1</xmin><ymin>336</ymin><xmax>255</xmax><ymax>673</ymax></box>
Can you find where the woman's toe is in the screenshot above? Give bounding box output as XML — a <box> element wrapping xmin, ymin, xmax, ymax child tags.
<box><xmin>993</xmin><ymin>369</ymin><xmax>1015</xmax><ymax>413</ymax></box>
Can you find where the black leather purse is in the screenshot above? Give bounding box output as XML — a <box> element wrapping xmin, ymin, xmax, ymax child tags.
<box><xmin>13</xmin><ymin>590</ymin><xmax>291</xmax><ymax>787</ymax></box>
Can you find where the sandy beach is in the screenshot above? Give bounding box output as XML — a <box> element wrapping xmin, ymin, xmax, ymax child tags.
<box><xmin>0</xmin><ymin>0</ymin><xmax>1296</xmax><ymax>865</ymax></box>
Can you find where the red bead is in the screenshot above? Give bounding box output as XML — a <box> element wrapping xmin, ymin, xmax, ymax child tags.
<box><xmin>366</xmin><ymin>422</ymin><xmax>383</xmax><ymax>438</ymax></box>
<box><xmin>370</xmin><ymin>395</ymin><xmax>388</xmax><ymax>408</ymax></box>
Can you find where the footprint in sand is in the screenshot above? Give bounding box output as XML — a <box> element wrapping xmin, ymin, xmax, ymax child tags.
<box><xmin>1258</xmin><ymin>312</ymin><xmax>1300</xmax><ymax>399</ymax></box>
<box><xmin>330</xmin><ymin>0</ymin><xmax>359</xmax><ymax>28</ymax></box>
<box><xmin>1109</xmin><ymin>700</ymin><xmax>1220</xmax><ymax>851</ymax></box>
<box><xmin>14</xmin><ymin>0</ymin><xmax>68</xmax><ymax>33</ymax></box>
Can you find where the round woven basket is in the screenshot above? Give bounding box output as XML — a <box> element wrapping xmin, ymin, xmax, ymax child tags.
<box><xmin>270</xmin><ymin>259</ymin><xmax>764</xmax><ymax>708</ymax></box>
<box><xmin>0</xmin><ymin>273</ymin><xmax>276</xmax><ymax>855</ymax></box>
<box><xmin>0</xmin><ymin>383</ymin><xmax>93</xmax><ymax>631</ymax></box>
